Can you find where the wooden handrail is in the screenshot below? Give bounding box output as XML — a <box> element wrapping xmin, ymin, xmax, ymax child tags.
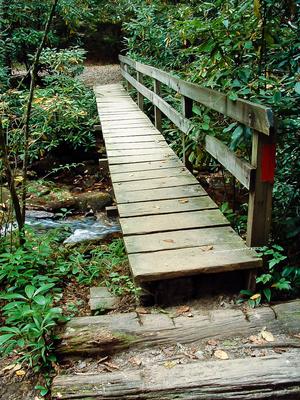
<box><xmin>119</xmin><ymin>54</ymin><xmax>276</xmax><ymax>248</ymax></box>
<box><xmin>119</xmin><ymin>55</ymin><xmax>274</xmax><ymax>136</ymax></box>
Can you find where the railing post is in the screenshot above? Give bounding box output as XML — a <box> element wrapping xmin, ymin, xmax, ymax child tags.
<box><xmin>124</xmin><ymin>64</ymin><xmax>132</xmax><ymax>91</ymax></box>
<box><xmin>246</xmin><ymin>130</ymin><xmax>276</xmax><ymax>248</ymax></box>
<box><xmin>153</xmin><ymin>79</ymin><xmax>162</xmax><ymax>132</ymax></box>
<box><xmin>137</xmin><ymin>71</ymin><xmax>144</xmax><ymax>111</ymax></box>
<box><xmin>181</xmin><ymin>96</ymin><xmax>193</xmax><ymax>165</ymax></box>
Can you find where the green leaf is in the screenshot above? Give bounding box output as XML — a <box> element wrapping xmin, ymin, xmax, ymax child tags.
<box><xmin>0</xmin><ymin>334</ymin><xmax>15</xmax><ymax>346</ymax></box>
<box><xmin>295</xmin><ymin>82</ymin><xmax>300</xmax><ymax>95</ymax></box>
<box><xmin>25</xmin><ymin>285</ymin><xmax>35</xmax><ymax>299</ymax></box>
<box><xmin>263</xmin><ymin>288</ymin><xmax>271</xmax><ymax>302</ymax></box>
<box><xmin>33</xmin><ymin>295</ymin><xmax>47</xmax><ymax>306</ymax></box>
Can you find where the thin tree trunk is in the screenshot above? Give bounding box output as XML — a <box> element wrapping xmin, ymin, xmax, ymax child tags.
<box><xmin>0</xmin><ymin>120</ymin><xmax>24</xmax><ymax>244</ymax></box>
<box><xmin>21</xmin><ymin>0</ymin><xmax>59</xmax><ymax>225</ymax></box>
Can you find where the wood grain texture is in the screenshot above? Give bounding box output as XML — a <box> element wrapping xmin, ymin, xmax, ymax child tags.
<box><xmin>120</xmin><ymin>209</ymin><xmax>229</xmax><ymax>235</ymax></box>
<box><xmin>113</xmin><ymin>174</ymin><xmax>198</xmax><ymax>192</ymax></box>
<box><xmin>109</xmin><ymin>159</ymin><xmax>184</xmax><ymax>174</ymax></box>
<box><xmin>55</xmin><ymin>300</ymin><xmax>300</xmax><ymax>357</ymax></box>
<box><xmin>124</xmin><ymin>225</ymin><xmax>241</xmax><ymax>253</ymax></box>
<box><xmin>111</xmin><ymin>166</ymin><xmax>188</xmax><ymax>182</ymax></box>
<box><xmin>118</xmin><ymin>196</ymin><xmax>217</xmax><ymax>217</ymax></box>
<box><xmin>129</xmin><ymin>245</ymin><xmax>262</xmax><ymax>282</ymax></box>
<box><xmin>52</xmin><ymin>351</ymin><xmax>300</xmax><ymax>399</ymax></box>
<box><xmin>205</xmin><ymin>135</ymin><xmax>255</xmax><ymax>190</ymax></box>
<box><xmin>115</xmin><ymin>185</ymin><xmax>207</xmax><ymax>203</ymax></box>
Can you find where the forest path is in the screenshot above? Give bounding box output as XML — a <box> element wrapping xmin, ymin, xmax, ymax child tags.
<box><xmin>79</xmin><ymin>63</ymin><xmax>121</xmax><ymax>87</ymax></box>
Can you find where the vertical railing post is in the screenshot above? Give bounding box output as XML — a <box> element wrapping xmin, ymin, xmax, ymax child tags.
<box><xmin>153</xmin><ymin>79</ymin><xmax>162</xmax><ymax>132</ymax></box>
<box><xmin>181</xmin><ymin>96</ymin><xmax>193</xmax><ymax>165</ymax></box>
<box><xmin>124</xmin><ymin>64</ymin><xmax>132</xmax><ymax>91</ymax></box>
<box><xmin>137</xmin><ymin>71</ymin><xmax>144</xmax><ymax>111</ymax></box>
<box><xmin>246</xmin><ymin>131</ymin><xmax>276</xmax><ymax>248</ymax></box>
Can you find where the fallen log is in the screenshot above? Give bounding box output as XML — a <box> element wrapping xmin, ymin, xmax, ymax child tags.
<box><xmin>52</xmin><ymin>351</ymin><xmax>300</xmax><ymax>399</ymax></box>
<box><xmin>56</xmin><ymin>300</ymin><xmax>300</xmax><ymax>356</ymax></box>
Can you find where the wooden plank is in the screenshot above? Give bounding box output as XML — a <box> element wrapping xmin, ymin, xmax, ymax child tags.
<box><xmin>107</xmin><ymin>148</ymin><xmax>173</xmax><ymax>157</ymax></box>
<box><xmin>120</xmin><ymin>209</ymin><xmax>229</xmax><ymax>235</ymax></box>
<box><xmin>118</xmin><ymin>196</ymin><xmax>217</xmax><ymax>218</ymax></box>
<box><xmin>246</xmin><ymin>131</ymin><xmax>275</xmax><ymax>246</ymax></box>
<box><xmin>104</xmin><ymin>135</ymin><xmax>165</xmax><ymax>144</ymax></box>
<box><xmin>119</xmin><ymin>56</ymin><xmax>274</xmax><ymax>135</ymax></box>
<box><xmin>115</xmin><ymin>185</ymin><xmax>206</xmax><ymax>203</ymax></box>
<box><xmin>205</xmin><ymin>135</ymin><xmax>256</xmax><ymax>190</ymax></box>
<box><xmin>129</xmin><ymin>245</ymin><xmax>262</xmax><ymax>282</ymax></box>
<box><xmin>110</xmin><ymin>166</ymin><xmax>190</xmax><ymax>182</ymax></box>
<box><xmin>55</xmin><ymin>301</ymin><xmax>300</xmax><ymax>356</ymax></box>
<box><xmin>52</xmin><ymin>352</ymin><xmax>300</xmax><ymax>399</ymax></box>
<box><xmin>102</xmin><ymin>130</ymin><xmax>162</xmax><ymax>138</ymax></box>
<box><xmin>114</xmin><ymin>175</ymin><xmax>198</xmax><ymax>192</ymax></box>
<box><xmin>106</xmin><ymin>142</ymin><xmax>169</xmax><ymax>151</ymax></box>
<box><xmin>121</xmin><ymin>69</ymin><xmax>192</xmax><ymax>135</ymax></box>
<box><xmin>109</xmin><ymin>159</ymin><xmax>184</xmax><ymax>174</ymax></box>
<box><xmin>124</xmin><ymin>226</ymin><xmax>245</xmax><ymax>253</ymax></box>
<box><xmin>108</xmin><ymin>154</ymin><xmax>177</xmax><ymax>165</ymax></box>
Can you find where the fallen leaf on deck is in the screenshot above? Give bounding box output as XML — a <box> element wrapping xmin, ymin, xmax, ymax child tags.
<box><xmin>248</xmin><ymin>335</ymin><xmax>265</xmax><ymax>344</ymax></box>
<box><xmin>136</xmin><ymin>307</ymin><xmax>150</xmax><ymax>314</ymax></box>
<box><xmin>16</xmin><ymin>369</ymin><xmax>26</xmax><ymax>376</ymax></box>
<box><xmin>261</xmin><ymin>330</ymin><xmax>274</xmax><ymax>342</ymax></box>
<box><xmin>176</xmin><ymin>305</ymin><xmax>190</xmax><ymax>315</ymax></box>
<box><xmin>164</xmin><ymin>360</ymin><xmax>177</xmax><ymax>369</ymax></box>
<box><xmin>207</xmin><ymin>339</ymin><xmax>219</xmax><ymax>346</ymax></box>
<box><xmin>200</xmin><ymin>245</ymin><xmax>213</xmax><ymax>251</ymax></box>
<box><xmin>179</xmin><ymin>199</ymin><xmax>189</xmax><ymax>204</ymax></box>
<box><xmin>214</xmin><ymin>350</ymin><xmax>229</xmax><ymax>360</ymax></box>
<box><xmin>163</xmin><ymin>239</ymin><xmax>175</xmax><ymax>243</ymax></box>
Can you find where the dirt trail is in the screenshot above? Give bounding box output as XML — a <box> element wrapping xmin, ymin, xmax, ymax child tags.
<box><xmin>79</xmin><ymin>64</ymin><xmax>122</xmax><ymax>87</ymax></box>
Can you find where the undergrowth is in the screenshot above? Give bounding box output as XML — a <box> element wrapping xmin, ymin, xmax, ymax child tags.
<box><xmin>0</xmin><ymin>230</ymin><xmax>138</xmax><ymax>374</ymax></box>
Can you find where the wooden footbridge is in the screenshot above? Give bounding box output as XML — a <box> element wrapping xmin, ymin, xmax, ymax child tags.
<box><xmin>94</xmin><ymin>55</ymin><xmax>276</xmax><ymax>288</ymax></box>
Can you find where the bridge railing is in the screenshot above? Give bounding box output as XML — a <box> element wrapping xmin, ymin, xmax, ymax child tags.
<box><xmin>119</xmin><ymin>54</ymin><xmax>276</xmax><ymax>248</ymax></box>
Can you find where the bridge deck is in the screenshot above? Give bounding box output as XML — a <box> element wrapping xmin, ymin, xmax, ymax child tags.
<box><xmin>95</xmin><ymin>83</ymin><xmax>262</xmax><ymax>283</ymax></box>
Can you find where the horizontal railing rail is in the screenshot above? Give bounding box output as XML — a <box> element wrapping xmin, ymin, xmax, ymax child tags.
<box><xmin>118</xmin><ymin>54</ymin><xmax>276</xmax><ymax>250</ymax></box>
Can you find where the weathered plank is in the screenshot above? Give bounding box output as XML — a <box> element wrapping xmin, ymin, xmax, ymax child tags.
<box><xmin>119</xmin><ymin>55</ymin><xmax>274</xmax><ymax>135</ymax></box>
<box><xmin>107</xmin><ymin>148</ymin><xmax>174</xmax><ymax>157</ymax></box>
<box><xmin>120</xmin><ymin>209</ymin><xmax>229</xmax><ymax>235</ymax></box>
<box><xmin>129</xmin><ymin>245</ymin><xmax>262</xmax><ymax>282</ymax></box>
<box><xmin>114</xmin><ymin>175</ymin><xmax>198</xmax><ymax>192</ymax></box>
<box><xmin>111</xmin><ymin>166</ymin><xmax>189</xmax><ymax>182</ymax></box>
<box><xmin>115</xmin><ymin>185</ymin><xmax>207</xmax><ymax>203</ymax></box>
<box><xmin>205</xmin><ymin>135</ymin><xmax>256</xmax><ymax>190</ymax></box>
<box><xmin>52</xmin><ymin>351</ymin><xmax>300</xmax><ymax>399</ymax></box>
<box><xmin>124</xmin><ymin>225</ymin><xmax>238</xmax><ymax>253</ymax></box>
<box><xmin>109</xmin><ymin>159</ymin><xmax>184</xmax><ymax>174</ymax></box>
<box><xmin>108</xmin><ymin>153</ymin><xmax>177</xmax><ymax>165</ymax></box>
<box><xmin>55</xmin><ymin>301</ymin><xmax>300</xmax><ymax>357</ymax></box>
<box><xmin>104</xmin><ymin>135</ymin><xmax>165</xmax><ymax>144</ymax></box>
<box><xmin>106</xmin><ymin>142</ymin><xmax>169</xmax><ymax>151</ymax></box>
<box><xmin>103</xmin><ymin>130</ymin><xmax>161</xmax><ymax>138</ymax></box>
